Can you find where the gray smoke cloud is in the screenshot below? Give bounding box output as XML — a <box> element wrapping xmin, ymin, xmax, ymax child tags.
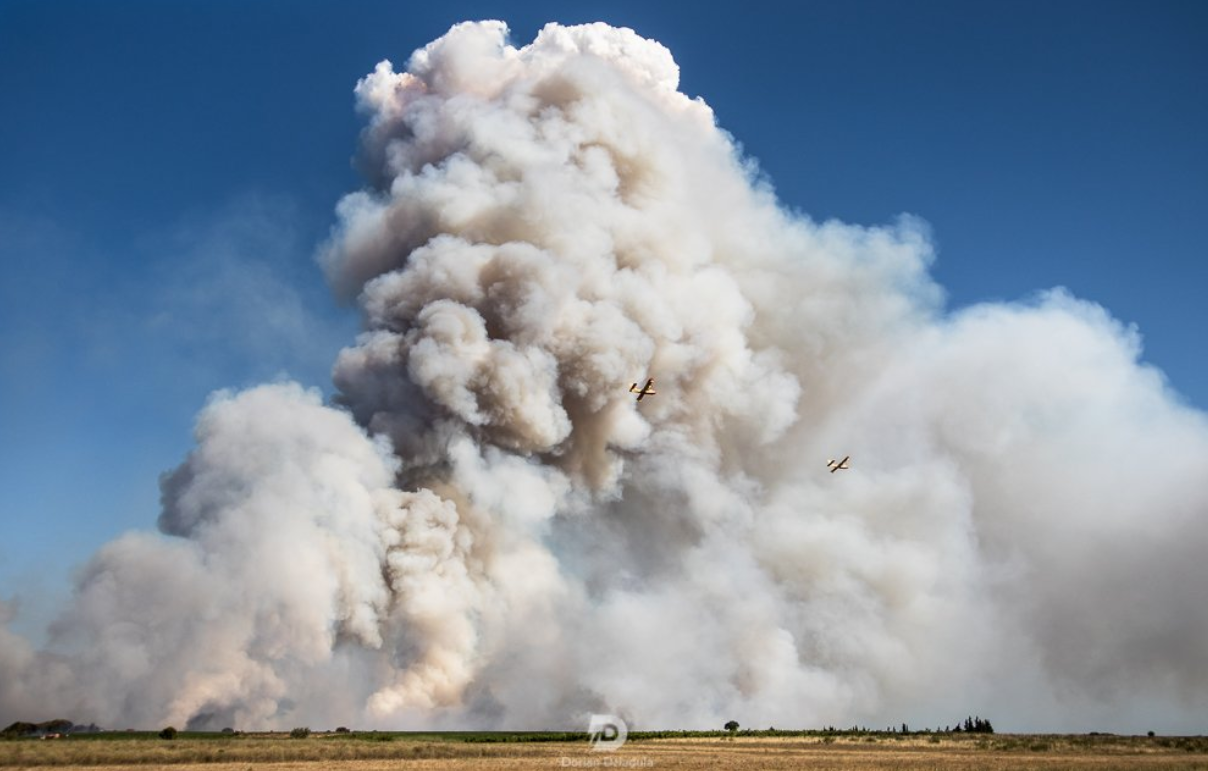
<box><xmin>4</xmin><ymin>20</ymin><xmax>1207</xmax><ymax>733</ymax></box>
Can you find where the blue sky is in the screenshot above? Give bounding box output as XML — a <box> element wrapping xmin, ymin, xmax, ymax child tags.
<box><xmin>1</xmin><ymin>0</ymin><xmax>1205</xmax><ymax>633</ymax></box>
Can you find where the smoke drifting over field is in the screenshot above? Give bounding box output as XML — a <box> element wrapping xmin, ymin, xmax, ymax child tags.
<box><xmin>4</xmin><ymin>21</ymin><xmax>1207</xmax><ymax>733</ymax></box>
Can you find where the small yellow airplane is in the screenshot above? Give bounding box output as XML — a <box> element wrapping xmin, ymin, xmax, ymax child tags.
<box><xmin>629</xmin><ymin>378</ymin><xmax>656</xmax><ymax>401</ymax></box>
<box><xmin>826</xmin><ymin>456</ymin><xmax>851</xmax><ymax>473</ymax></box>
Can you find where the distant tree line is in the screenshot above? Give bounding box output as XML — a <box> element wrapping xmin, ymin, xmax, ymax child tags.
<box><xmin>950</xmin><ymin>716</ymin><xmax>994</xmax><ymax>734</ymax></box>
<box><xmin>2</xmin><ymin>719</ymin><xmax>101</xmax><ymax>737</ymax></box>
<box><xmin>701</xmin><ymin>715</ymin><xmax>996</xmax><ymax>738</ymax></box>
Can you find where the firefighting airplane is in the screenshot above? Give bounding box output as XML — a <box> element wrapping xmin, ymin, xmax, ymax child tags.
<box><xmin>826</xmin><ymin>456</ymin><xmax>851</xmax><ymax>473</ymax></box>
<box><xmin>629</xmin><ymin>378</ymin><xmax>657</xmax><ymax>401</ymax></box>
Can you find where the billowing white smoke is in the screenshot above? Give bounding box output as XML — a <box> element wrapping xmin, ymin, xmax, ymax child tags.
<box><xmin>4</xmin><ymin>20</ymin><xmax>1207</xmax><ymax>733</ymax></box>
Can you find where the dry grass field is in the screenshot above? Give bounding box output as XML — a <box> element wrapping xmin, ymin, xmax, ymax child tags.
<box><xmin>4</xmin><ymin>732</ymin><xmax>1208</xmax><ymax>770</ymax></box>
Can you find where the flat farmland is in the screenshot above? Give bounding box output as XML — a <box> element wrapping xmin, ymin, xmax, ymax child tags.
<box><xmin>4</xmin><ymin>733</ymin><xmax>1208</xmax><ymax>770</ymax></box>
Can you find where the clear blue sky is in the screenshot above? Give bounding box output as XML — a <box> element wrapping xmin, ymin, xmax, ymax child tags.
<box><xmin>1</xmin><ymin>0</ymin><xmax>1205</xmax><ymax>632</ymax></box>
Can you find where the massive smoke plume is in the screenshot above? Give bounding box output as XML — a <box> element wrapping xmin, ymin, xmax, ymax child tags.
<box><xmin>4</xmin><ymin>21</ymin><xmax>1207</xmax><ymax>733</ymax></box>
